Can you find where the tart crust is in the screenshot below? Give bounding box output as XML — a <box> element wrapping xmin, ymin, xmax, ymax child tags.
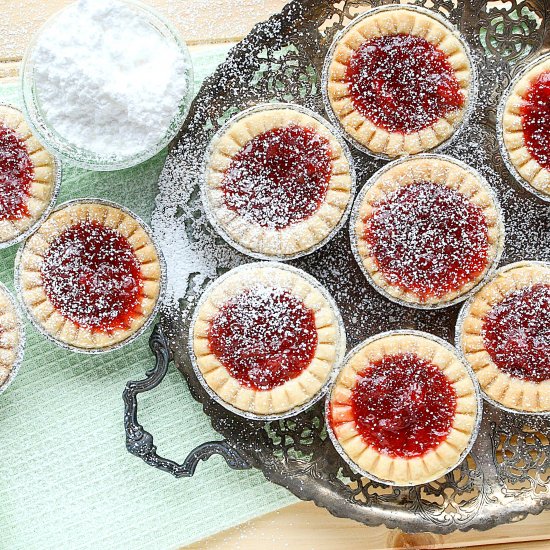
<box><xmin>0</xmin><ymin>285</ymin><xmax>23</xmax><ymax>389</ymax></box>
<box><xmin>329</xmin><ymin>333</ymin><xmax>479</xmax><ymax>485</ymax></box>
<box><xmin>353</xmin><ymin>157</ymin><xmax>503</xmax><ymax>306</ymax></box>
<box><xmin>0</xmin><ymin>105</ymin><xmax>58</xmax><ymax>244</ymax></box>
<box><xmin>459</xmin><ymin>262</ymin><xmax>550</xmax><ymax>413</ymax></box>
<box><xmin>18</xmin><ymin>202</ymin><xmax>162</xmax><ymax>350</ymax></box>
<box><xmin>192</xmin><ymin>264</ymin><xmax>344</xmax><ymax>416</ymax></box>
<box><xmin>326</xmin><ymin>8</ymin><xmax>472</xmax><ymax>157</ymax></box>
<box><xmin>204</xmin><ymin>106</ymin><xmax>354</xmax><ymax>258</ymax></box>
<box><xmin>502</xmin><ymin>57</ymin><xmax>550</xmax><ymax>197</ymax></box>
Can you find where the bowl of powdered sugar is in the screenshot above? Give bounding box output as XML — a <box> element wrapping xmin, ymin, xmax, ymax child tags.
<box><xmin>20</xmin><ymin>0</ymin><xmax>193</xmax><ymax>171</ymax></box>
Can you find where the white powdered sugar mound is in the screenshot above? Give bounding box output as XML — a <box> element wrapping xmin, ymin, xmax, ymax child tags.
<box><xmin>31</xmin><ymin>0</ymin><xmax>189</xmax><ymax>158</ymax></box>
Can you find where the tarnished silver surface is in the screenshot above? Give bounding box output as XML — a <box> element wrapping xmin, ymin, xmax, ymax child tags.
<box><xmin>153</xmin><ymin>0</ymin><xmax>550</xmax><ymax>534</ymax></box>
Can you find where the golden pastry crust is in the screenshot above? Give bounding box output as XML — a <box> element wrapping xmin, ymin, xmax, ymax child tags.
<box><xmin>0</xmin><ymin>105</ymin><xmax>58</xmax><ymax>245</ymax></box>
<box><xmin>204</xmin><ymin>106</ymin><xmax>354</xmax><ymax>258</ymax></box>
<box><xmin>329</xmin><ymin>333</ymin><xmax>479</xmax><ymax>485</ymax></box>
<box><xmin>353</xmin><ymin>157</ymin><xmax>504</xmax><ymax>307</ymax></box>
<box><xmin>18</xmin><ymin>202</ymin><xmax>162</xmax><ymax>351</ymax></box>
<box><xmin>192</xmin><ymin>264</ymin><xmax>345</xmax><ymax>417</ymax></box>
<box><xmin>459</xmin><ymin>262</ymin><xmax>550</xmax><ymax>413</ymax></box>
<box><xmin>0</xmin><ymin>284</ymin><xmax>23</xmax><ymax>390</ymax></box>
<box><xmin>325</xmin><ymin>7</ymin><xmax>472</xmax><ymax>157</ymax></box>
<box><xmin>502</xmin><ymin>57</ymin><xmax>550</xmax><ymax>197</ymax></box>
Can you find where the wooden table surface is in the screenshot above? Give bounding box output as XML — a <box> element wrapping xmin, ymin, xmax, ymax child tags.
<box><xmin>2</xmin><ymin>1</ymin><xmax>549</xmax><ymax>549</ymax></box>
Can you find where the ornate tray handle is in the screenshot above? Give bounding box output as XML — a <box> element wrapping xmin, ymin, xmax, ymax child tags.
<box><xmin>125</xmin><ymin>0</ymin><xmax>550</xmax><ymax>532</ymax></box>
<box><xmin>123</xmin><ymin>324</ymin><xmax>251</xmax><ymax>477</ymax></box>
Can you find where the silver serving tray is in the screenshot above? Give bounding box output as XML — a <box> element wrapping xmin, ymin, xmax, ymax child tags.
<box><xmin>124</xmin><ymin>0</ymin><xmax>550</xmax><ymax>534</ymax></box>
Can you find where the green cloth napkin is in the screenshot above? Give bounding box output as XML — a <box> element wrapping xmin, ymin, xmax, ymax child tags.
<box><xmin>0</xmin><ymin>44</ymin><xmax>296</xmax><ymax>550</ymax></box>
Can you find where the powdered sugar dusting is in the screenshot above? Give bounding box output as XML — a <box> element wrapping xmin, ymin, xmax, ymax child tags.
<box><xmin>347</xmin><ymin>352</ymin><xmax>457</xmax><ymax>458</ymax></box>
<box><xmin>363</xmin><ymin>181</ymin><xmax>489</xmax><ymax>300</ymax></box>
<box><xmin>41</xmin><ymin>221</ymin><xmax>143</xmax><ymax>331</ymax></box>
<box><xmin>208</xmin><ymin>285</ymin><xmax>317</xmax><ymax>391</ymax></box>
<box><xmin>221</xmin><ymin>124</ymin><xmax>332</xmax><ymax>230</ymax></box>
<box><xmin>482</xmin><ymin>283</ymin><xmax>550</xmax><ymax>382</ymax></box>
<box><xmin>346</xmin><ymin>34</ymin><xmax>465</xmax><ymax>133</ymax></box>
<box><xmin>152</xmin><ymin>7</ymin><xmax>548</xmax><ymax>356</ymax></box>
<box><xmin>0</xmin><ymin>123</ymin><xmax>33</xmax><ymax>221</ymax></box>
<box><xmin>153</xmin><ymin>168</ymin><xmax>243</xmax><ymax>311</ymax></box>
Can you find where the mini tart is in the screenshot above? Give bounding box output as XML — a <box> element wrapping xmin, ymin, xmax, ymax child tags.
<box><xmin>191</xmin><ymin>263</ymin><xmax>345</xmax><ymax>417</ymax></box>
<box><xmin>18</xmin><ymin>201</ymin><xmax>162</xmax><ymax>351</ymax></box>
<box><xmin>459</xmin><ymin>262</ymin><xmax>550</xmax><ymax>413</ymax></box>
<box><xmin>325</xmin><ymin>7</ymin><xmax>472</xmax><ymax>157</ymax></box>
<box><xmin>328</xmin><ymin>332</ymin><xmax>479</xmax><ymax>486</ymax></box>
<box><xmin>501</xmin><ymin>56</ymin><xmax>550</xmax><ymax>198</ymax></box>
<box><xmin>0</xmin><ymin>284</ymin><xmax>24</xmax><ymax>391</ymax></box>
<box><xmin>0</xmin><ymin>105</ymin><xmax>58</xmax><ymax>245</ymax></box>
<box><xmin>353</xmin><ymin>156</ymin><xmax>503</xmax><ymax>307</ymax></box>
<box><xmin>204</xmin><ymin>105</ymin><xmax>354</xmax><ymax>258</ymax></box>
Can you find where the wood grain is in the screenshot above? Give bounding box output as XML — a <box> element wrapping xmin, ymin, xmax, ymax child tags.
<box><xmin>2</xmin><ymin>1</ymin><xmax>549</xmax><ymax>548</ymax></box>
<box><xmin>0</xmin><ymin>0</ymin><xmax>288</xmax><ymax>61</ymax></box>
<box><xmin>186</xmin><ymin>503</ymin><xmax>550</xmax><ymax>549</ymax></box>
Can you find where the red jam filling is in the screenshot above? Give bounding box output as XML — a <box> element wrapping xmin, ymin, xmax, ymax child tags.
<box><xmin>346</xmin><ymin>34</ymin><xmax>465</xmax><ymax>133</ymax></box>
<box><xmin>0</xmin><ymin>123</ymin><xmax>33</xmax><ymax>221</ymax></box>
<box><xmin>221</xmin><ymin>124</ymin><xmax>333</xmax><ymax>230</ymax></box>
<box><xmin>348</xmin><ymin>353</ymin><xmax>457</xmax><ymax>458</ymax></box>
<box><xmin>207</xmin><ymin>286</ymin><xmax>318</xmax><ymax>391</ymax></box>
<box><xmin>482</xmin><ymin>284</ymin><xmax>550</xmax><ymax>382</ymax></box>
<box><xmin>41</xmin><ymin>220</ymin><xmax>144</xmax><ymax>333</ymax></box>
<box><xmin>363</xmin><ymin>182</ymin><xmax>489</xmax><ymax>300</ymax></box>
<box><xmin>520</xmin><ymin>71</ymin><xmax>550</xmax><ymax>170</ymax></box>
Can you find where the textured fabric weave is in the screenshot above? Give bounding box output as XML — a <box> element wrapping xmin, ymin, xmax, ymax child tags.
<box><xmin>0</xmin><ymin>44</ymin><xmax>295</xmax><ymax>550</ymax></box>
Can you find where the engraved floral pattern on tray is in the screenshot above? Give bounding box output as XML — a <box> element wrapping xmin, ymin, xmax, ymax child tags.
<box><xmin>152</xmin><ymin>0</ymin><xmax>550</xmax><ymax>534</ymax></box>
